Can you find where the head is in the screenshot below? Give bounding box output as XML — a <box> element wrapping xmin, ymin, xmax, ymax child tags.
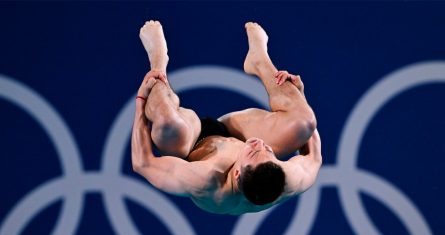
<box><xmin>235</xmin><ymin>138</ymin><xmax>285</xmax><ymax>205</ymax></box>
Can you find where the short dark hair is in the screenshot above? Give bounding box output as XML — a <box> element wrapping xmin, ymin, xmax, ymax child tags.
<box><xmin>239</xmin><ymin>161</ymin><xmax>285</xmax><ymax>205</ymax></box>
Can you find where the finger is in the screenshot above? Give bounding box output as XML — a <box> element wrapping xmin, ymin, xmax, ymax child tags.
<box><xmin>281</xmin><ymin>73</ymin><xmax>291</xmax><ymax>85</ymax></box>
<box><xmin>279</xmin><ymin>73</ymin><xmax>288</xmax><ymax>82</ymax></box>
<box><xmin>146</xmin><ymin>71</ymin><xmax>161</xmax><ymax>80</ymax></box>
<box><xmin>277</xmin><ymin>76</ymin><xmax>285</xmax><ymax>85</ymax></box>
<box><xmin>145</xmin><ymin>74</ymin><xmax>155</xmax><ymax>81</ymax></box>
<box><xmin>276</xmin><ymin>70</ymin><xmax>285</xmax><ymax>77</ymax></box>
<box><xmin>160</xmin><ymin>74</ymin><xmax>169</xmax><ymax>84</ymax></box>
<box><xmin>145</xmin><ymin>71</ymin><xmax>155</xmax><ymax>78</ymax></box>
<box><xmin>276</xmin><ymin>70</ymin><xmax>286</xmax><ymax>77</ymax></box>
<box><xmin>146</xmin><ymin>78</ymin><xmax>157</xmax><ymax>89</ymax></box>
<box><xmin>275</xmin><ymin>76</ymin><xmax>281</xmax><ymax>84</ymax></box>
<box><xmin>158</xmin><ymin>75</ymin><xmax>169</xmax><ymax>86</ymax></box>
<box><xmin>141</xmin><ymin>76</ymin><xmax>151</xmax><ymax>86</ymax></box>
<box><xmin>147</xmin><ymin>76</ymin><xmax>157</xmax><ymax>84</ymax></box>
<box><xmin>143</xmin><ymin>75</ymin><xmax>157</xmax><ymax>85</ymax></box>
<box><xmin>291</xmin><ymin>75</ymin><xmax>301</xmax><ymax>83</ymax></box>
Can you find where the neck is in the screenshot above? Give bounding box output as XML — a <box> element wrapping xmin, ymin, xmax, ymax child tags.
<box><xmin>226</xmin><ymin>166</ymin><xmax>239</xmax><ymax>194</ymax></box>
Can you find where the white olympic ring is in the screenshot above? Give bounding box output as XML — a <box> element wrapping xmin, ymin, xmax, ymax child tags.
<box><xmin>1</xmin><ymin>62</ymin><xmax>442</xmax><ymax>234</ymax></box>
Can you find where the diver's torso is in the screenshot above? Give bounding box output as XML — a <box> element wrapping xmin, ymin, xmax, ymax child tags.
<box><xmin>187</xmin><ymin>136</ymin><xmax>273</xmax><ymax>215</ymax></box>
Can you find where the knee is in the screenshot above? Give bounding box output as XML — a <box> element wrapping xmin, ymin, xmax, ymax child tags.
<box><xmin>152</xmin><ymin>115</ymin><xmax>188</xmax><ymax>141</ymax></box>
<box><xmin>288</xmin><ymin>111</ymin><xmax>317</xmax><ymax>142</ymax></box>
<box><xmin>151</xmin><ymin>115</ymin><xmax>190</xmax><ymax>152</ymax></box>
<box><xmin>152</xmin><ymin>119</ymin><xmax>191</xmax><ymax>157</ymax></box>
<box><xmin>303</xmin><ymin>115</ymin><xmax>317</xmax><ymax>137</ymax></box>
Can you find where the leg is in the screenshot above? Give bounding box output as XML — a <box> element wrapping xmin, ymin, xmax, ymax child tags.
<box><xmin>140</xmin><ymin>21</ymin><xmax>200</xmax><ymax>158</ymax></box>
<box><xmin>219</xmin><ymin>22</ymin><xmax>316</xmax><ymax>157</ymax></box>
<box><xmin>243</xmin><ymin>22</ymin><xmax>309</xmax><ymax>113</ymax></box>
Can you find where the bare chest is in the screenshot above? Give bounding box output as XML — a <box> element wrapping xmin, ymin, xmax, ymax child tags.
<box><xmin>187</xmin><ymin>136</ymin><xmax>241</xmax><ymax>162</ymax></box>
<box><xmin>186</xmin><ymin>137</ymin><xmax>246</xmax><ymax>214</ymax></box>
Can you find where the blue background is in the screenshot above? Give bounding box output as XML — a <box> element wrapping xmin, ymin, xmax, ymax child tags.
<box><xmin>1</xmin><ymin>1</ymin><xmax>444</xmax><ymax>235</ymax></box>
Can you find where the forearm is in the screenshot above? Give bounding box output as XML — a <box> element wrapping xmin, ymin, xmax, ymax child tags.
<box><xmin>286</xmin><ymin>130</ymin><xmax>322</xmax><ymax>194</ymax></box>
<box><xmin>300</xmin><ymin>129</ymin><xmax>322</xmax><ymax>164</ymax></box>
<box><xmin>132</xmin><ymin>99</ymin><xmax>155</xmax><ymax>170</ymax></box>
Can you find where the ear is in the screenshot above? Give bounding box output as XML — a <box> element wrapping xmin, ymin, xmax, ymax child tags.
<box><xmin>234</xmin><ymin>169</ymin><xmax>240</xmax><ymax>180</ymax></box>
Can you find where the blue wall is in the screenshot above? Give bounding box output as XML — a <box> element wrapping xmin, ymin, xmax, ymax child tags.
<box><xmin>1</xmin><ymin>2</ymin><xmax>444</xmax><ymax>235</ymax></box>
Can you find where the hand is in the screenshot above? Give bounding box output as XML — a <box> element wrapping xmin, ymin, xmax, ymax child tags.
<box><xmin>137</xmin><ymin>74</ymin><xmax>158</xmax><ymax>99</ymax></box>
<box><xmin>145</xmin><ymin>70</ymin><xmax>169</xmax><ymax>86</ymax></box>
<box><xmin>137</xmin><ymin>70</ymin><xmax>169</xmax><ymax>99</ymax></box>
<box><xmin>274</xmin><ymin>70</ymin><xmax>304</xmax><ymax>92</ymax></box>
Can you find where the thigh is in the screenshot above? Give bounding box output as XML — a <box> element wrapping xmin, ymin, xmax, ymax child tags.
<box><xmin>218</xmin><ymin>108</ymin><xmax>301</xmax><ymax>157</ymax></box>
<box><xmin>178</xmin><ymin>107</ymin><xmax>201</xmax><ymax>152</ymax></box>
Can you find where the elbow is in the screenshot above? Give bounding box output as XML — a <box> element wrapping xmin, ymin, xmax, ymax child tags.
<box><xmin>132</xmin><ymin>160</ymin><xmax>143</xmax><ymax>173</ymax></box>
<box><xmin>132</xmin><ymin>163</ymin><xmax>142</xmax><ymax>173</ymax></box>
<box><xmin>131</xmin><ymin>153</ymin><xmax>149</xmax><ymax>173</ymax></box>
<box><xmin>132</xmin><ymin>161</ymin><xmax>149</xmax><ymax>174</ymax></box>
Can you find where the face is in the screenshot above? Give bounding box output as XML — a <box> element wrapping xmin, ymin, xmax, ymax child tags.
<box><xmin>237</xmin><ymin>137</ymin><xmax>275</xmax><ymax>169</ymax></box>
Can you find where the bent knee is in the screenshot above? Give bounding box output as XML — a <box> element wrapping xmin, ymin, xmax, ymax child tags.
<box><xmin>152</xmin><ymin>115</ymin><xmax>188</xmax><ymax>141</ymax></box>
<box><xmin>286</xmin><ymin>112</ymin><xmax>317</xmax><ymax>143</ymax></box>
<box><xmin>156</xmin><ymin>120</ymin><xmax>187</xmax><ymax>140</ymax></box>
<box><xmin>151</xmin><ymin>116</ymin><xmax>191</xmax><ymax>156</ymax></box>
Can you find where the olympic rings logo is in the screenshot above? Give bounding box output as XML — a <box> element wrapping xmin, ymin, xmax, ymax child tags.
<box><xmin>1</xmin><ymin>62</ymin><xmax>442</xmax><ymax>234</ymax></box>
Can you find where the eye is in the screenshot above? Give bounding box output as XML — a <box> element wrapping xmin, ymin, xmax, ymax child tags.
<box><xmin>249</xmin><ymin>150</ymin><xmax>259</xmax><ymax>158</ymax></box>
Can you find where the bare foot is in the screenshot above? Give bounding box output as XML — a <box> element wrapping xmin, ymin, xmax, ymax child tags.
<box><xmin>140</xmin><ymin>20</ymin><xmax>169</xmax><ymax>72</ymax></box>
<box><xmin>243</xmin><ymin>22</ymin><xmax>272</xmax><ymax>75</ymax></box>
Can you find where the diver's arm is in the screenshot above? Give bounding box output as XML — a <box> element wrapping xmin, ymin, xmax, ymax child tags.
<box><xmin>131</xmin><ymin>77</ymin><xmax>212</xmax><ymax>196</ymax></box>
<box><xmin>283</xmin><ymin>129</ymin><xmax>322</xmax><ymax>195</ymax></box>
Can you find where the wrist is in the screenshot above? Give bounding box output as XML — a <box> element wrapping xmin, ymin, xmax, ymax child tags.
<box><xmin>136</xmin><ymin>96</ymin><xmax>147</xmax><ymax>102</ymax></box>
<box><xmin>135</xmin><ymin>96</ymin><xmax>147</xmax><ymax>112</ymax></box>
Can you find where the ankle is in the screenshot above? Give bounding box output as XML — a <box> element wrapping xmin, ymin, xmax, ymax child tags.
<box><xmin>256</xmin><ymin>60</ymin><xmax>277</xmax><ymax>75</ymax></box>
<box><xmin>149</xmin><ymin>55</ymin><xmax>169</xmax><ymax>72</ymax></box>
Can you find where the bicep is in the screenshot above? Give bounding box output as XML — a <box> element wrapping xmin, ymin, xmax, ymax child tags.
<box><xmin>284</xmin><ymin>153</ymin><xmax>322</xmax><ymax>196</ymax></box>
<box><xmin>136</xmin><ymin>156</ymin><xmax>210</xmax><ymax>197</ymax></box>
